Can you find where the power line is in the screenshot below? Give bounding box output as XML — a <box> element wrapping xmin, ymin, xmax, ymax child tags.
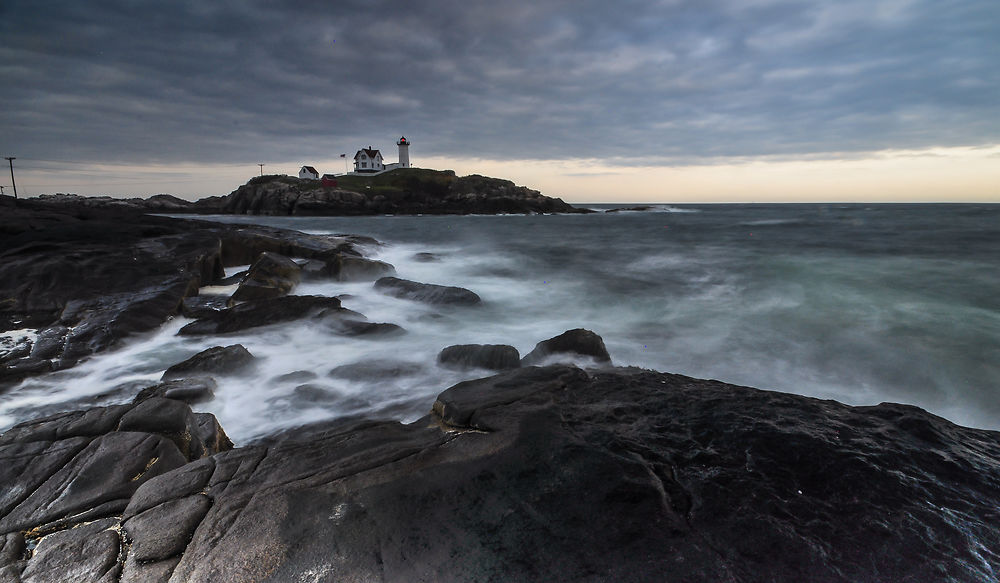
<box><xmin>14</xmin><ymin>157</ymin><xmax>254</xmax><ymax>169</ymax></box>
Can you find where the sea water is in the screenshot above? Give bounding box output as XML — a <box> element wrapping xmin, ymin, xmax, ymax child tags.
<box><xmin>2</xmin><ymin>204</ymin><xmax>998</xmax><ymax>443</ymax></box>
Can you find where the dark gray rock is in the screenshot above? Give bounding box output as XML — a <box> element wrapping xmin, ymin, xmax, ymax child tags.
<box><xmin>0</xmin><ymin>432</ymin><xmax>187</xmax><ymax>535</ymax></box>
<box><xmin>119</xmin><ymin>398</ymin><xmax>216</xmax><ymax>460</ymax></box>
<box><xmin>520</xmin><ymin>328</ymin><xmax>612</xmax><ymax>365</ymax></box>
<box><xmin>124</xmin><ymin>458</ymin><xmax>216</xmax><ymax>520</ymax></box>
<box><xmin>437</xmin><ymin>344</ymin><xmax>521</xmax><ymax>371</ymax></box>
<box><xmin>19</xmin><ymin>517</ymin><xmax>121</xmax><ymax>583</ymax></box>
<box><xmin>0</xmin><ymin>203</ymin><xmax>387</xmax><ymax>384</ymax></box>
<box><xmin>179</xmin><ymin>294</ymin><xmax>231</xmax><ymax>319</ymax></box>
<box><xmin>108</xmin><ymin>366</ymin><xmax>1000</xmax><ymax>582</ymax></box>
<box><xmin>191</xmin><ymin>413</ymin><xmax>233</xmax><ymax>456</ymax></box>
<box><xmin>303</xmin><ymin>254</ymin><xmax>396</xmax><ymax>283</ymax></box>
<box><xmin>0</xmin><ymin>405</ymin><xmax>131</xmax><ymax>445</ymax></box>
<box><xmin>28</xmin><ymin>325</ymin><xmax>68</xmax><ymax>360</ymax></box>
<box><xmin>230</xmin><ymin>251</ymin><xmax>301</xmax><ymax>301</ymax></box>
<box><xmin>0</xmin><ymin>356</ymin><xmax>53</xmax><ymax>382</ymax></box>
<box><xmin>0</xmin><ymin>208</ymin><xmax>226</xmax><ymax>382</ymax></box>
<box><xmin>133</xmin><ymin>378</ymin><xmax>217</xmax><ymax>405</ymax></box>
<box><xmin>374</xmin><ymin>276</ymin><xmax>481</xmax><ymax>305</ymax></box>
<box><xmin>161</xmin><ymin>344</ymin><xmax>255</xmax><ymax>380</ymax></box>
<box><xmin>123</xmin><ymin>495</ymin><xmax>211</xmax><ymax>562</ymax></box>
<box><xmin>336</xmin><ymin>256</ymin><xmax>396</xmax><ymax>282</ymax></box>
<box><xmin>119</xmin><ymin>555</ymin><xmax>180</xmax><ymax>583</ymax></box>
<box><xmin>177</xmin><ymin>295</ymin><xmax>343</xmax><ymax>336</ymax></box>
<box><xmin>325</xmin><ymin>318</ymin><xmax>406</xmax><ymax>337</ymax></box>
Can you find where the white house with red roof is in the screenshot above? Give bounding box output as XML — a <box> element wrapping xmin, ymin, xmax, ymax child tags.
<box><xmin>353</xmin><ymin>147</ymin><xmax>384</xmax><ymax>173</ymax></box>
<box><xmin>298</xmin><ymin>165</ymin><xmax>319</xmax><ymax>180</ymax></box>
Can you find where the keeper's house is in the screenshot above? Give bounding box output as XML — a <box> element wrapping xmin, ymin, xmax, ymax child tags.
<box><xmin>353</xmin><ymin>148</ymin><xmax>384</xmax><ymax>174</ymax></box>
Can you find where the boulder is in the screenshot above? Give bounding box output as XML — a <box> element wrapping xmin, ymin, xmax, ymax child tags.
<box><xmin>520</xmin><ymin>328</ymin><xmax>612</xmax><ymax>366</ymax></box>
<box><xmin>230</xmin><ymin>251</ymin><xmax>301</xmax><ymax>301</ymax></box>
<box><xmin>161</xmin><ymin>345</ymin><xmax>255</xmax><ymax>380</ymax></box>
<box><xmin>437</xmin><ymin>344</ymin><xmax>521</xmax><ymax>371</ymax></box>
<box><xmin>325</xmin><ymin>317</ymin><xmax>406</xmax><ymax>337</ymax></box>
<box><xmin>336</xmin><ymin>256</ymin><xmax>396</xmax><ymax>282</ymax></box>
<box><xmin>374</xmin><ymin>276</ymin><xmax>481</xmax><ymax>305</ymax></box>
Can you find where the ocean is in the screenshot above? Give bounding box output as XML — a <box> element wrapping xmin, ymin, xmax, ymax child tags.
<box><xmin>2</xmin><ymin>203</ymin><xmax>998</xmax><ymax>443</ymax></box>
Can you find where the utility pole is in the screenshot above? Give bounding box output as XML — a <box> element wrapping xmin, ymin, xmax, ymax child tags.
<box><xmin>4</xmin><ymin>157</ymin><xmax>16</xmax><ymax>202</ymax></box>
<box><xmin>258</xmin><ymin>163</ymin><xmax>264</xmax><ymax>176</ymax></box>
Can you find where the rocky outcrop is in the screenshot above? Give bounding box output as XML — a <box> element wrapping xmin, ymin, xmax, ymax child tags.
<box><xmin>521</xmin><ymin>328</ymin><xmax>612</xmax><ymax>365</ymax></box>
<box><xmin>0</xmin><ymin>204</ymin><xmax>388</xmax><ymax>385</ymax></box>
<box><xmin>0</xmin><ymin>397</ymin><xmax>229</xmax><ymax>554</ymax></box>
<box><xmin>374</xmin><ymin>276</ymin><xmax>482</xmax><ymax>305</ymax></box>
<box><xmin>2</xmin><ymin>365</ymin><xmax>998</xmax><ymax>581</ymax></box>
<box><xmin>178</xmin><ymin>295</ymin><xmax>342</xmax><ymax>335</ymax></box>
<box><xmin>218</xmin><ymin>170</ymin><xmax>588</xmax><ymax>216</ymax></box>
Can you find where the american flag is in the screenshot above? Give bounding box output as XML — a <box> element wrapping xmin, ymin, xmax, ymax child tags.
<box><xmin>340</xmin><ymin>153</ymin><xmax>346</xmax><ymax>158</ymax></box>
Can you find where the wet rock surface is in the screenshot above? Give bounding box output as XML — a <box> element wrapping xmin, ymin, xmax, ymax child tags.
<box><xmin>161</xmin><ymin>344</ymin><xmax>256</xmax><ymax>380</ymax></box>
<box><xmin>134</xmin><ymin>378</ymin><xmax>218</xmax><ymax>405</ymax></box>
<box><xmin>0</xmin><ymin>202</ymin><xmax>385</xmax><ymax>386</ymax></box>
<box><xmin>521</xmin><ymin>327</ymin><xmax>613</xmax><ymax>365</ymax></box>
<box><xmin>230</xmin><ymin>251</ymin><xmax>301</xmax><ymax>301</ymax></box>
<box><xmin>437</xmin><ymin>343</ymin><xmax>521</xmax><ymax>371</ymax></box>
<box><xmin>2</xmin><ymin>365</ymin><xmax>998</xmax><ymax>582</ymax></box>
<box><xmin>177</xmin><ymin>295</ymin><xmax>346</xmax><ymax>336</ymax></box>
<box><xmin>374</xmin><ymin>276</ymin><xmax>482</xmax><ymax>305</ymax></box>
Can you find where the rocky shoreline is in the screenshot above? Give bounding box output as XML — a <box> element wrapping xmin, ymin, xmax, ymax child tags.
<box><xmin>2</xmin><ymin>200</ymin><xmax>999</xmax><ymax>581</ymax></box>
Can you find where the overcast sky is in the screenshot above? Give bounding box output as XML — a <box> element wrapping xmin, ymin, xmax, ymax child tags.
<box><xmin>1</xmin><ymin>0</ymin><xmax>997</xmax><ymax>201</ymax></box>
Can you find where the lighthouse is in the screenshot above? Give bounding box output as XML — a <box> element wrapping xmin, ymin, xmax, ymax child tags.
<box><xmin>396</xmin><ymin>136</ymin><xmax>410</xmax><ymax>168</ymax></box>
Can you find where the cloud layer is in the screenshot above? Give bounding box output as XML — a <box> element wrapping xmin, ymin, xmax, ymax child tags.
<box><xmin>2</xmin><ymin>0</ymin><xmax>997</xmax><ymax>167</ymax></box>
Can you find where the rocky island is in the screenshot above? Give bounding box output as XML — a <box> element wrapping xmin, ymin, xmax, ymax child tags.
<box><xmin>1</xmin><ymin>196</ymin><xmax>999</xmax><ymax>582</ymax></box>
<box><xmin>23</xmin><ymin>168</ymin><xmax>587</xmax><ymax>216</ymax></box>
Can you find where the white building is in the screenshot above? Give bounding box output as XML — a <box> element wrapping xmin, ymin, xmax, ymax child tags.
<box><xmin>298</xmin><ymin>165</ymin><xmax>319</xmax><ymax>180</ymax></box>
<box><xmin>353</xmin><ymin>147</ymin><xmax>384</xmax><ymax>173</ymax></box>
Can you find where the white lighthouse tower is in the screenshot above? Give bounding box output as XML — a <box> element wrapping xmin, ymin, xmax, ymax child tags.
<box><xmin>396</xmin><ymin>136</ymin><xmax>410</xmax><ymax>168</ymax></box>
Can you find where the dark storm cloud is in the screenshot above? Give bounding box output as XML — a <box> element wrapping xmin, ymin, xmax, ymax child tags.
<box><xmin>1</xmin><ymin>0</ymin><xmax>997</xmax><ymax>165</ymax></box>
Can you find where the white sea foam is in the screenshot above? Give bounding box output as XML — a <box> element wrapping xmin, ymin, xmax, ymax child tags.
<box><xmin>4</xmin><ymin>206</ymin><xmax>998</xmax><ymax>440</ymax></box>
